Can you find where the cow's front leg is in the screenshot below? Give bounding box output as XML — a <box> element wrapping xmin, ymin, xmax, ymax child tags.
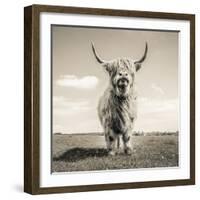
<box><xmin>105</xmin><ymin>131</ymin><xmax>117</xmax><ymax>156</ymax></box>
<box><xmin>122</xmin><ymin>132</ymin><xmax>132</xmax><ymax>155</ymax></box>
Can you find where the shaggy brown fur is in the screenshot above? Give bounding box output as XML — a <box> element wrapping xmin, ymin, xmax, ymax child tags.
<box><xmin>92</xmin><ymin>43</ymin><xmax>148</xmax><ymax>155</ymax></box>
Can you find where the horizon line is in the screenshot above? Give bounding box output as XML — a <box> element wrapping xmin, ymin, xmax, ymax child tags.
<box><xmin>53</xmin><ymin>130</ymin><xmax>179</xmax><ymax>135</ymax></box>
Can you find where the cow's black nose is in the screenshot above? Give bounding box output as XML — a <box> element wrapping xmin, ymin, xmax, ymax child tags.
<box><xmin>121</xmin><ymin>78</ymin><xmax>128</xmax><ymax>83</ymax></box>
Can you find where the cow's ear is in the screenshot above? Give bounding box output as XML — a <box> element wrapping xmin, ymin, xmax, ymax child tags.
<box><xmin>135</xmin><ymin>63</ymin><xmax>142</xmax><ymax>71</ymax></box>
<box><xmin>103</xmin><ymin>63</ymin><xmax>112</xmax><ymax>74</ymax></box>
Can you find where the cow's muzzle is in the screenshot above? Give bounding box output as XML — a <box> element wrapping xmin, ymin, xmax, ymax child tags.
<box><xmin>117</xmin><ymin>78</ymin><xmax>129</xmax><ymax>87</ymax></box>
<box><xmin>117</xmin><ymin>78</ymin><xmax>129</xmax><ymax>93</ymax></box>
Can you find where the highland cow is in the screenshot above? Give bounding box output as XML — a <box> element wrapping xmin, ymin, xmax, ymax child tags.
<box><xmin>92</xmin><ymin>42</ymin><xmax>148</xmax><ymax>155</ymax></box>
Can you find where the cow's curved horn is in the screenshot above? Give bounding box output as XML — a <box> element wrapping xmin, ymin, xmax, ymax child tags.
<box><xmin>134</xmin><ymin>42</ymin><xmax>148</xmax><ymax>64</ymax></box>
<box><xmin>91</xmin><ymin>42</ymin><xmax>107</xmax><ymax>64</ymax></box>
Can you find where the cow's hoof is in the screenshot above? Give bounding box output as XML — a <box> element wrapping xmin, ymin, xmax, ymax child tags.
<box><xmin>108</xmin><ymin>150</ymin><xmax>116</xmax><ymax>156</ymax></box>
<box><xmin>124</xmin><ymin>147</ymin><xmax>132</xmax><ymax>155</ymax></box>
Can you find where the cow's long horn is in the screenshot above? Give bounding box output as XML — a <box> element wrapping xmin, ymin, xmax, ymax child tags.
<box><xmin>91</xmin><ymin>42</ymin><xmax>107</xmax><ymax>64</ymax></box>
<box><xmin>134</xmin><ymin>42</ymin><xmax>148</xmax><ymax>64</ymax></box>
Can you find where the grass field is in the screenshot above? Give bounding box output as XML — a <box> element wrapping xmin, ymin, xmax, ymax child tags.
<box><xmin>52</xmin><ymin>134</ymin><xmax>178</xmax><ymax>172</ymax></box>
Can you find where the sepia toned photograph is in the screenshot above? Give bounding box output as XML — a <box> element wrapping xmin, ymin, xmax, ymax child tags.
<box><xmin>52</xmin><ymin>25</ymin><xmax>179</xmax><ymax>173</ymax></box>
<box><xmin>24</xmin><ymin>5</ymin><xmax>195</xmax><ymax>194</ymax></box>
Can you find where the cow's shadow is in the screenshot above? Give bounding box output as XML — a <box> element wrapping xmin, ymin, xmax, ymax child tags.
<box><xmin>53</xmin><ymin>148</ymin><xmax>108</xmax><ymax>162</ymax></box>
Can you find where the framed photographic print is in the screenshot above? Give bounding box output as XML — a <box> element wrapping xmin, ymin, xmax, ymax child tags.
<box><xmin>24</xmin><ymin>4</ymin><xmax>195</xmax><ymax>194</ymax></box>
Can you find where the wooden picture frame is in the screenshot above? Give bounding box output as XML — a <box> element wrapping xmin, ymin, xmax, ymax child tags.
<box><xmin>24</xmin><ymin>4</ymin><xmax>195</xmax><ymax>194</ymax></box>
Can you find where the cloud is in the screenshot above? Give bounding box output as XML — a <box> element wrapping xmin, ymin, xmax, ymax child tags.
<box><xmin>53</xmin><ymin>96</ymin><xmax>92</xmax><ymax>116</ymax></box>
<box><xmin>151</xmin><ymin>83</ymin><xmax>165</xmax><ymax>95</ymax></box>
<box><xmin>135</xmin><ymin>97</ymin><xmax>178</xmax><ymax>131</ymax></box>
<box><xmin>56</xmin><ymin>75</ymin><xmax>98</xmax><ymax>89</ymax></box>
<box><xmin>53</xmin><ymin>96</ymin><xmax>100</xmax><ymax>133</ymax></box>
<box><xmin>53</xmin><ymin>95</ymin><xmax>179</xmax><ymax>133</ymax></box>
<box><xmin>138</xmin><ymin>97</ymin><xmax>178</xmax><ymax>114</ymax></box>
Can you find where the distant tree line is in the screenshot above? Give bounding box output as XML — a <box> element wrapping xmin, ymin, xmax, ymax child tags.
<box><xmin>54</xmin><ymin>131</ymin><xmax>178</xmax><ymax>136</ymax></box>
<box><xmin>132</xmin><ymin>131</ymin><xmax>178</xmax><ymax>136</ymax></box>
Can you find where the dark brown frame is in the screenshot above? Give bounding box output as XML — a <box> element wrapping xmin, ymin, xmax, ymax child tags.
<box><xmin>24</xmin><ymin>4</ymin><xmax>195</xmax><ymax>195</ymax></box>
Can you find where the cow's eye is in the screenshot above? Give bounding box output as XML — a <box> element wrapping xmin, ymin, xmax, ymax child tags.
<box><xmin>119</xmin><ymin>73</ymin><xmax>122</xmax><ymax>76</ymax></box>
<box><xmin>125</xmin><ymin>73</ymin><xmax>128</xmax><ymax>76</ymax></box>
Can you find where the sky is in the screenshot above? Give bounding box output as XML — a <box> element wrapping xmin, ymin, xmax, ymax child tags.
<box><xmin>52</xmin><ymin>25</ymin><xmax>179</xmax><ymax>133</ymax></box>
